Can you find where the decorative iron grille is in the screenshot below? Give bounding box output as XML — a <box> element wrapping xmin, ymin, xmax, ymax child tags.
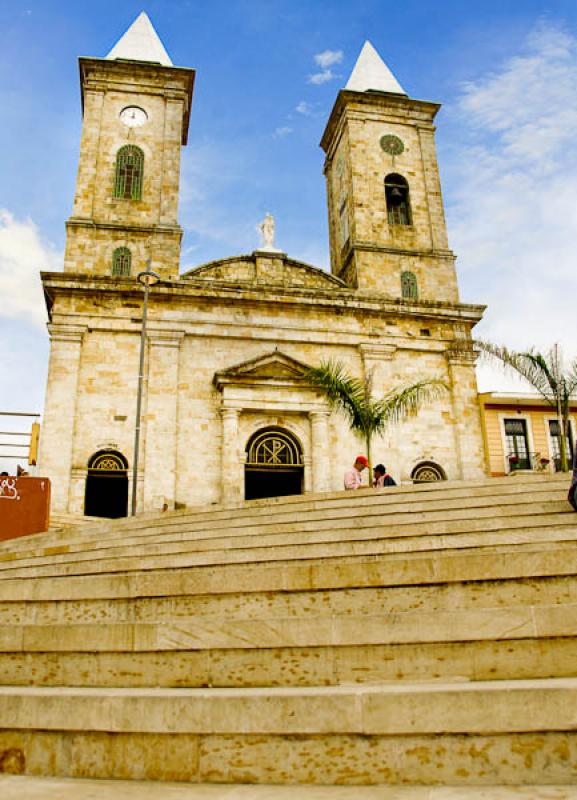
<box><xmin>88</xmin><ymin>451</ymin><xmax>128</xmax><ymax>472</ymax></box>
<box><xmin>411</xmin><ymin>461</ymin><xmax>446</xmax><ymax>482</ymax></box>
<box><xmin>246</xmin><ymin>429</ymin><xmax>303</xmax><ymax>468</ymax></box>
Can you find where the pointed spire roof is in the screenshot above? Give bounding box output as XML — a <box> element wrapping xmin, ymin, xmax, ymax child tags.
<box><xmin>345</xmin><ymin>41</ymin><xmax>406</xmax><ymax>95</ymax></box>
<box><xmin>106</xmin><ymin>12</ymin><xmax>173</xmax><ymax>66</ymax></box>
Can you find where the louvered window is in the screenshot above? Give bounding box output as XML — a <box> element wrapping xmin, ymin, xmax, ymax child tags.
<box><xmin>112</xmin><ymin>247</ymin><xmax>131</xmax><ymax>276</ymax></box>
<box><xmin>113</xmin><ymin>146</ymin><xmax>144</xmax><ymax>200</ymax></box>
<box><xmin>401</xmin><ymin>270</ymin><xmax>418</xmax><ymax>300</ymax></box>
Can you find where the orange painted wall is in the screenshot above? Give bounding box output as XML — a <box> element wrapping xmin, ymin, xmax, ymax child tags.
<box><xmin>0</xmin><ymin>477</ymin><xmax>51</xmax><ymax>541</ymax></box>
<box><xmin>480</xmin><ymin>402</ymin><xmax>577</xmax><ymax>476</ymax></box>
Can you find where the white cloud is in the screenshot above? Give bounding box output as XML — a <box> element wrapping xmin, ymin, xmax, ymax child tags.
<box><xmin>273</xmin><ymin>126</ymin><xmax>294</xmax><ymax>137</ymax></box>
<box><xmin>314</xmin><ymin>50</ymin><xmax>343</xmax><ymax>69</ymax></box>
<box><xmin>0</xmin><ymin>210</ymin><xmax>59</xmax><ymax>328</ymax></box>
<box><xmin>296</xmin><ymin>101</ymin><xmax>313</xmax><ymax>116</ymax></box>
<box><xmin>309</xmin><ymin>69</ymin><xmax>336</xmax><ymax>85</ymax></box>
<box><xmin>309</xmin><ymin>49</ymin><xmax>343</xmax><ymax>85</ymax></box>
<box><xmin>444</xmin><ymin>24</ymin><xmax>577</xmax><ymax>390</ymax></box>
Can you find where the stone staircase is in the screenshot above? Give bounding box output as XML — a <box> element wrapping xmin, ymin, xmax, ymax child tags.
<box><xmin>0</xmin><ymin>474</ymin><xmax>576</xmax><ymax>794</ymax></box>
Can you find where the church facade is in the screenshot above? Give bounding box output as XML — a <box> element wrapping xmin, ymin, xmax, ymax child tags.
<box><xmin>38</xmin><ymin>14</ymin><xmax>486</xmax><ymax>517</ymax></box>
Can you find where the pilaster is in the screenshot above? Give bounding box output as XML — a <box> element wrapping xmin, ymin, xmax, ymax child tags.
<box><xmin>221</xmin><ymin>407</ymin><xmax>242</xmax><ymax>505</ymax></box>
<box><xmin>38</xmin><ymin>325</ymin><xmax>87</xmax><ymax>513</ymax></box>
<box><xmin>310</xmin><ymin>411</ymin><xmax>331</xmax><ymax>493</ymax></box>
<box><xmin>143</xmin><ymin>331</ymin><xmax>184</xmax><ymax>511</ymax></box>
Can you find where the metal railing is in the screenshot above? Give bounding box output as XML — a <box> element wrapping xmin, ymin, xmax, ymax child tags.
<box><xmin>0</xmin><ymin>412</ymin><xmax>40</xmax><ymax>467</ymax></box>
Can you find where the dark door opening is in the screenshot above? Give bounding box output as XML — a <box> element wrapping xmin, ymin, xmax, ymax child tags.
<box><xmin>245</xmin><ymin>467</ymin><xmax>303</xmax><ymax>501</ymax></box>
<box><xmin>84</xmin><ymin>472</ymin><xmax>128</xmax><ymax>518</ymax></box>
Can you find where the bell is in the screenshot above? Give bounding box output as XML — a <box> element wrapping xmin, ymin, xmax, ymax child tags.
<box><xmin>389</xmin><ymin>186</ymin><xmax>403</xmax><ymax>204</ymax></box>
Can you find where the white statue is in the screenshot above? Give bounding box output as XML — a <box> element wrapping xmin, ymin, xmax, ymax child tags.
<box><xmin>257</xmin><ymin>212</ymin><xmax>279</xmax><ymax>252</ymax></box>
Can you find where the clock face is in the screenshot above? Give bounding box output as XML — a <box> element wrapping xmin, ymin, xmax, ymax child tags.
<box><xmin>380</xmin><ymin>134</ymin><xmax>404</xmax><ymax>156</ymax></box>
<box><xmin>119</xmin><ymin>106</ymin><xmax>148</xmax><ymax>128</ymax></box>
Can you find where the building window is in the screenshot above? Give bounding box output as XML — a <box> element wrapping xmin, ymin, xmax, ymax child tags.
<box><xmin>504</xmin><ymin>418</ymin><xmax>530</xmax><ymax>470</ymax></box>
<box><xmin>112</xmin><ymin>247</ymin><xmax>131</xmax><ymax>276</ymax></box>
<box><xmin>113</xmin><ymin>145</ymin><xmax>144</xmax><ymax>200</ymax></box>
<box><xmin>385</xmin><ymin>173</ymin><xmax>411</xmax><ymax>226</ymax></box>
<box><xmin>401</xmin><ymin>270</ymin><xmax>418</xmax><ymax>300</ymax></box>
<box><xmin>548</xmin><ymin>419</ymin><xmax>574</xmax><ymax>472</ymax></box>
<box><xmin>339</xmin><ymin>200</ymin><xmax>350</xmax><ymax>246</ymax></box>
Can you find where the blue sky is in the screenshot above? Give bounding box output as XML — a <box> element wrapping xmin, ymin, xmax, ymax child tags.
<box><xmin>1</xmin><ymin>0</ymin><xmax>577</xmax><ymax>469</ymax></box>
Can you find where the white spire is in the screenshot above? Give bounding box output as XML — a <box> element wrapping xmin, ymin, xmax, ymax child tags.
<box><xmin>106</xmin><ymin>12</ymin><xmax>173</xmax><ymax>66</ymax></box>
<box><xmin>345</xmin><ymin>41</ymin><xmax>405</xmax><ymax>95</ymax></box>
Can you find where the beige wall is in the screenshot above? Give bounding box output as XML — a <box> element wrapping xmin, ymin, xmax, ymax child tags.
<box><xmin>40</xmin><ymin>269</ymin><xmax>487</xmax><ymax>514</ymax></box>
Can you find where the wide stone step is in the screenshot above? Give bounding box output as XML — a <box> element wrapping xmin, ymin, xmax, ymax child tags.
<box><xmin>2</xmin><ymin>775</ymin><xmax>576</xmax><ymax>799</ymax></box>
<box><xmin>2</xmin><ymin>573</ymin><xmax>575</xmax><ymax>626</ymax></box>
<box><xmin>1</xmin><ymin>541</ymin><xmax>576</xmax><ymax>602</ymax></box>
<box><xmin>0</xmin><ymin>512</ymin><xmax>577</xmax><ymax>577</ymax></box>
<box><xmin>0</xmin><ymin>496</ymin><xmax>570</xmax><ymax>568</ymax></box>
<box><xmin>1</xmin><ymin>678</ymin><xmax>576</xmax><ymax>735</ymax></box>
<box><xmin>0</xmin><ymin>475</ymin><xmax>566</xmax><ymax>553</ymax></box>
<box><xmin>1</xmin><ymin>680</ymin><xmax>577</xmax><ymax>784</ymax></box>
<box><xmin>1</xmin><ymin>602</ymin><xmax>575</xmax><ymax>653</ymax></box>
<box><xmin>2</xmin><ymin>635</ymin><xmax>577</xmax><ymax>688</ymax></box>
<box><xmin>0</xmin><ymin>518</ymin><xmax>574</xmax><ymax>580</ymax></box>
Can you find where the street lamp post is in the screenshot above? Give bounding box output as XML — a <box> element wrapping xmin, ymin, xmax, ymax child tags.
<box><xmin>131</xmin><ymin>264</ymin><xmax>161</xmax><ymax>516</ymax></box>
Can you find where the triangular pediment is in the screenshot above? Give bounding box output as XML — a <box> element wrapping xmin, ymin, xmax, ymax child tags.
<box><xmin>214</xmin><ymin>350</ymin><xmax>310</xmax><ymax>389</ymax></box>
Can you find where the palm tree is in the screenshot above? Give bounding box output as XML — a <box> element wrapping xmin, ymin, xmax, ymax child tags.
<box><xmin>304</xmin><ymin>359</ymin><xmax>447</xmax><ymax>473</ymax></box>
<box><xmin>476</xmin><ymin>341</ymin><xmax>577</xmax><ymax>472</ymax></box>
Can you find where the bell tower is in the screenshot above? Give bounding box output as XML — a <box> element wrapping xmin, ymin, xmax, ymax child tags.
<box><xmin>64</xmin><ymin>12</ymin><xmax>195</xmax><ymax>281</ymax></box>
<box><xmin>321</xmin><ymin>41</ymin><xmax>458</xmax><ymax>303</ymax></box>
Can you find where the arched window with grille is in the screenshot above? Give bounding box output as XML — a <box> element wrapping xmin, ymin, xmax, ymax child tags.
<box><xmin>401</xmin><ymin>270</ymin><xmax>418</xmax><ymax>300</ymax></box>
<box><xmin>112</xmin><ymin>247</ymin><xmax>131</xmax><ymax>277</ymax></box>
<box><xmin>385</xmin><ymin>173</ymin><xmax>411</xmax><ymax>226</ymax></box>
<box><xmin>113</xmin><ymin>145</ymin><xmax>144</xmax><ymax>200</ymax></box>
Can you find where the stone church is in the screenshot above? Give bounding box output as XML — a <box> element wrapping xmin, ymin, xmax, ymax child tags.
<box><xmin>38</xmin><ymin>13</ymin><xmax>486</xmax><ymax>517</ymax></box>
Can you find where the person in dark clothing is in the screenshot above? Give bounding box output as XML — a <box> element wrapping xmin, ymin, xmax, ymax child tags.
<box><xmin>569</xmin><ymin>440</ymin><xmax>577</xmax><ymax>511</ymax></box>
<box><xmin>373</xmin><ymin>463</ymin><xmax>396</xmax><ymax>488</ymax></box>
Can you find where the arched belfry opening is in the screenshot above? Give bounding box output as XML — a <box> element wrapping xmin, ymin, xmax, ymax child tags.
<box><xmin>245</xmin><ymin>427</ymin><xmax>304</xmax><ymax>501</ymax></box>
<box><xmin>385</xmin><ymin>173</ymin><xmax>412</xmax><ymax>226</ymax></box>
<box><xmin>84</xmin><ymin>450</ymin><xmax>129</xmax><ymax>518</ymax></box>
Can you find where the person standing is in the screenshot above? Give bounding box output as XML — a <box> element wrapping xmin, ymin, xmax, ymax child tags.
<box><xmin>344</xmin><ymin>456</ymin><xmax>368</xmax><ymax>490</ymax></box>
<box><xmin>373</xmin><ymin>463</ymin><xmax>396</xmax><ymax>488</ymax></box>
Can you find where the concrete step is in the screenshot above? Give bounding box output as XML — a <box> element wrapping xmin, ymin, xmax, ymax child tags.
<box><xmin>2</xmin><ymin>635</ymin><xmax>577</xmax><ymax>688</ymax></box>
<box><xmin>1</xmin><ymin>540</ymin><xmax>576</xmax><ymax>602</ymax></box>
<box><xmin>1</xmin><ymin>680</ymin><xmax>577</xmax><ymax>784</ymax></box>
<box><xmin>0</xmin><ymin>480</ymin><xmax>567</xmax><ymax>555</ymax></box>
<box><xmin>0</xmin><ymin>496</ymin><xmax>570</xmax><ymax>568</ymax></box>
<box><xmin>1</xmin><ymin>573</ymin><xmax>575</xmax><ymax>626</ymax></box>
<box><xmin>1</xmin><ymin>602</ymin><xmax>575</xmax><ymax>653</ymax></box>
<box><xmin>0</xmin><ymin>518</ymin><xmax>575</xmax><ymax>580</ymax></box>
<box><xmin>3</xmin><ymin>775</ymin><xmax>576</xmax><ymax>799</ymax></box>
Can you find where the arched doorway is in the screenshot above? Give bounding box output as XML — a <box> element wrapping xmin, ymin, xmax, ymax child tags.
<box><xmin>245</xmin><ymin>427</ymin><xmax>304</xmax><ymax>501</ymax></box>
<box><xmin>84</xmin><ymin>450</ymin><xmax>129</xmax><ymax>518</ymax></box>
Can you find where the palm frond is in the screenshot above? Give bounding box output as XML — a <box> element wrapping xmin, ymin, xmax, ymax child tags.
<box><xmin>305</xmin><ymin>361</ymin><xmax>447</xmax><ymax>436</ymax></box>
<box><xmin>305</xmin><ymin>360</ymin><xmax>366</xmax><ymax>429</ymax></box>
<box><xmin>475</xmin><ymin>340</ymin><xmax>555</xmax><ymax>403</ymax></box>
<box><xmin>377</xmin><ymin>378</ymin><xmax>448</xmax><ymax>425</ymax></box>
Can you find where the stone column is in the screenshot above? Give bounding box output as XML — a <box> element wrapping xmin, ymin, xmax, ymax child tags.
<box><xmin>37</xmin><ymin>324</ymin><xmax>87</xmax><ymax>513</ymax></box>
<box><xmin>310</xmin><ymin>411</ymin><xmax>330</xmax><ymax>493</ymax></box>
<box><xmin>142</xmin><ymin>332</ymin><xmax>184</xmax><ymax>511</ymax></box>
<box><xmin>221</xmin><ymin>407</ymin><xmax>241</xmax><ymax>505</ymax></box>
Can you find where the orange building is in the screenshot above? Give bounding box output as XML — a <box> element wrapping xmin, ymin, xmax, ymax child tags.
<box><xmin>479</xmin><ymin>392</ymin><xmax>577</xmax><ymax>477</ymax></box>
